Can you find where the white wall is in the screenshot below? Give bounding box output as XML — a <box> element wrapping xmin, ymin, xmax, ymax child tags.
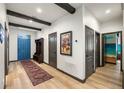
<box><xmin>101</xmin><ymin>16</ymin><xmax>123</xmax><ymax>33</ymax></box>
<box><xmin>83</xmin><ymin>6</ymin><xmax>101</xmax><ymax>32</ymax></box>
<box><xmin>123</xmin><ymin>33</ymin><xmax>124</xmax><ymax>70</ymax></box>
<box><xmin>122</xmin><ymin>10</ymin><xmax>124</xmax><ymax>70</ymax></box>
<box><xmin>9</xmin><ymin>27</ymin><xmax>36</xmax><ymax>61</ymax></box>
<box><xmin>36</xmin><ymin>5</ymin><xmax>101</xmax><ymax>80</ymax></box>
<box><xmin>0</xmin><ymin>3</ymin><xmax>7</xmax><ymax>89</ymax></box>
<box><xmin>37</xmin><ymin>7</ymin><xmax>85</xmax><ymax>80</ymax></box>
<box><xmin>83</xmin><ymin>6</ymin><xmax>101</xmax><ymax>68</ymax></box>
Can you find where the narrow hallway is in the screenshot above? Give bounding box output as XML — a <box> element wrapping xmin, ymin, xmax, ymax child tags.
<box><xmin>0</xmin><ymin>3</ymin><xmax>123</xmax><ymax>89</ymax></box>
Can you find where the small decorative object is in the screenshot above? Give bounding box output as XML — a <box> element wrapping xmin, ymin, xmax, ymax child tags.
<box><xmin>0</xmin><ymin>23</ymin><xmax>4</xmax><ymax>44</ymax></box>
<box><xmin>60</xmin><ymin>31</ymin><xmax>72</xmax><ymax>56</ymax></box>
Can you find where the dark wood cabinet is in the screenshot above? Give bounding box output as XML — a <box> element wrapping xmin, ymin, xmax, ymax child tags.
<box><xmin>33</xmin><ymin>38</ymin><xmax>44</xmax><ymax>64</ymax></box>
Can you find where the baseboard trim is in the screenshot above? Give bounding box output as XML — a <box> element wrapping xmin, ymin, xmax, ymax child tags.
<box><xmin>43</xmin><ymin>61</ymin><xmax>86</xmax><ymax>83</ymax></box>
<box><xmin>4</xmin><ymin>84</ymin><xmax>6</xmax><ymax>89</ymax></box>
<box><xmin>43</xmin><ymin>61</ymin><xmax>49</xmax><ymax>64</ymax></box>
<box><xmin>9</xmin><ymin>60</ymin><xmax>18</xmax><ymax>62</ymax></box>
<box><xmin>105</xmin><ymin>62</ymin><xmax>116</xmax><ymax>65</ymax></box>
<box><xmin>57</xmin><ymin>68</ymin><xmax>86</xmax><ymax>83</ymax></box>
<box><xmin>10</xmin><ymin>58</ymin><xmax>33</xmax><ymax>63</ymax></box>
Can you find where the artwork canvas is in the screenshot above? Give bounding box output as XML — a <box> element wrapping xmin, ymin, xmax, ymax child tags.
<box><xmin>104</xmin><ymin>34</ymin><xmax>116</xmax><ymax>63</ymax></box>
<box><xmin>60</xmin><ymin>31</ymin><xmax>72</xmax><ymax>56</ymax></box>
<box><xmin>0</xmin><ymin>23</ymin><xmax>4</xmax><ymax>44</ymax></box>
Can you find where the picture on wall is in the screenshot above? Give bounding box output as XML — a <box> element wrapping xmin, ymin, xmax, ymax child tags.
<box><xmin>104</xmin><ymin>33</ymin><xmax>116</xmax><ymax>64</ymax></box>
<box><xmin>60</xmin><ymin>31</ymin><xmax>72</xmax><ymax>56</ymax></box>
<box><xmin>0</xmin><ymin>23</ymin><xmax>4</xmax><ymax>44</ymax></box>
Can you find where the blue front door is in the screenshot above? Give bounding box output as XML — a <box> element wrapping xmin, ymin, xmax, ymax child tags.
<box><xmin>18</xmin><ymin>34</ymin><xmax>31</xmax><ymax>61</ymax></box>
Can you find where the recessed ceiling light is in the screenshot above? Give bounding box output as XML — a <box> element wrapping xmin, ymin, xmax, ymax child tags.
<box><xmin>105</xmin><ymin>9</ymin><xmax>111</xmax><ymax>14</ymax></box>
<box><xmin>29</xmin><ymin>20</ymin><xmax>33</xmax><ymax>23</ymax></box>
<box><xmin>36</xmin><ymin>8</ymin><xmax>42</xmax><ymax>13</ymax></box>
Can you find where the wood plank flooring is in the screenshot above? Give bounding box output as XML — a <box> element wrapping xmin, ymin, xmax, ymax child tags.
<box><xmin>6</xmin><ymin>61</ymin><xmax>122</xmax><ymax>89</ymax></box>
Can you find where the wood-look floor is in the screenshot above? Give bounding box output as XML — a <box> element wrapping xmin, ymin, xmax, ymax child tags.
<box><xmin>6</xmin><ymin>60</ymin><xmax>122</xmax><ymax>89</ymax></box>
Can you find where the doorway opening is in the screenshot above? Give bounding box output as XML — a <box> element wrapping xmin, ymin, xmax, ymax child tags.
<box><xmin>95</xmin><ymin>32</ymin><xmax>100</xmax><ymax>68</ymax></box>
<box><xmin>102</xmin><ymin>31</ymin><xmax>122</xmax><ymax>71</ymax></box>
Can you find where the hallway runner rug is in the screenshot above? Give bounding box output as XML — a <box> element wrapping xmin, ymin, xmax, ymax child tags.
<box><xmin>21</xmin><ymin>60</ymin><xmax>53</xmax><ymax>86</ymax></box>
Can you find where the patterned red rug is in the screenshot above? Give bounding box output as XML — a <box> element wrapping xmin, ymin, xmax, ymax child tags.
<box><xmin>21</xmin><ymin>60</ymin><xmax>53</xmax><ymax>86</ymax></box>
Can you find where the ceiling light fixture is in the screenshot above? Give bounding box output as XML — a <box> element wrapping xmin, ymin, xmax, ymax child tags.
<box><xmin>29</xmin><ymin>20</ymin><xmax>33</xmax><ymax>23</ymax></box>
<box><xmin>105</xmin><ymin>9</ymin><xmax>111</xmax><ymax>14</ymax></box>
<box><xmin>36</xmin><ymin>8</ymin><xmax>42</xmax><ymax>13</ymax></box>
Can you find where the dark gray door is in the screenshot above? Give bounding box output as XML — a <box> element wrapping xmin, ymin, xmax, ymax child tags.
<box><xmin>4</xmin><ymin>22</ymin><xmax>9</xmax><ymax>75</ymax></box>
<box><xmin>95</xmin><ymin>32</ymin><xmax>100</xmax><ymax>68</ymax></box>
<box><xmin>122</xmin><ymin>71</ymin><xmax>124</xmax><ymax>88</ymax></box>
<box><xmin>85</xmin><ymin>26</ymin><xmax>94</xmax><ymax>78</ymax></box>
<box><xmin>49</xmin><ymin>32</ymin><xmax>57</xmax><ymax>68</ymax></box>
<box><xmin>102</xmin><ymin>35</ymin><xmax>105</xmax><ymax>66</ymax></box>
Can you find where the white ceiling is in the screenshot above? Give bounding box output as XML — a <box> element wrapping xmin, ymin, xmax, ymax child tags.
<box><xmin>85</xmin><ymin>3</ymin><xmax>122</xmax><ymax>23</ymax></box>
<box><xmin>6</xmin><ymin>3</ymin><xmax>82</xmax><ymax>30</ymax></box>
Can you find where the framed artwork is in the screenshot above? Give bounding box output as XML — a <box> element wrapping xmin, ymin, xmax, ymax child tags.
<box><xmin>60</xmin><ymin>31</ymin><xmax>72</xmax><ymax>56</ymax></box>
<box><xmin>0</xmin><ymin>23</ymin><xmax>4</xmax><ymax>44</ymax></box>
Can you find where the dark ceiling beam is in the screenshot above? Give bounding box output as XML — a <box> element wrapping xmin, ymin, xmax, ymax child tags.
<box><xmin>7</xmin><ymin>10</ymin><xmax>51</xmax><ymax>26</ymax></box>
<box><xmin>55</xmin><ymin>3</ymin><xmax>76</xmax><ymax>14</ymax></box>
<box><xmin>9</xmin><ymin>22</ymin><xmax>42</xmax><ymax>31</ymax></box>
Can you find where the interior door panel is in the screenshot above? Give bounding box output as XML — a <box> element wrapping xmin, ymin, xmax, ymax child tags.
<box><xmin>49</xmin><ymin>32</ymin><xmax>57</xmax><ymax>68</ymax></box>
<box><xmin>85</xmin><ymin>26</ymin><xmax>94</xmax><ymax>79</ymax></box>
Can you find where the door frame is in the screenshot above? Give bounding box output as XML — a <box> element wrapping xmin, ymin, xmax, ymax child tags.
<box><xmin>48</xmin><ymin>32</ymin><xmax>57</xmax><ymax>68</ymax></box>
<box><xmin>3</xmin><ymin>22</ymin><xmax>8</xmax><ymax>88</ymax></box>
<box><xmin>95</xmin><ymin>31</ymin><xmax>100</xmax><ymax>68</ymax></box>
<box><xmin>102</xmin><ymin>31</ymin><xmax>122</xmax><ymax>71</ymax></box>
